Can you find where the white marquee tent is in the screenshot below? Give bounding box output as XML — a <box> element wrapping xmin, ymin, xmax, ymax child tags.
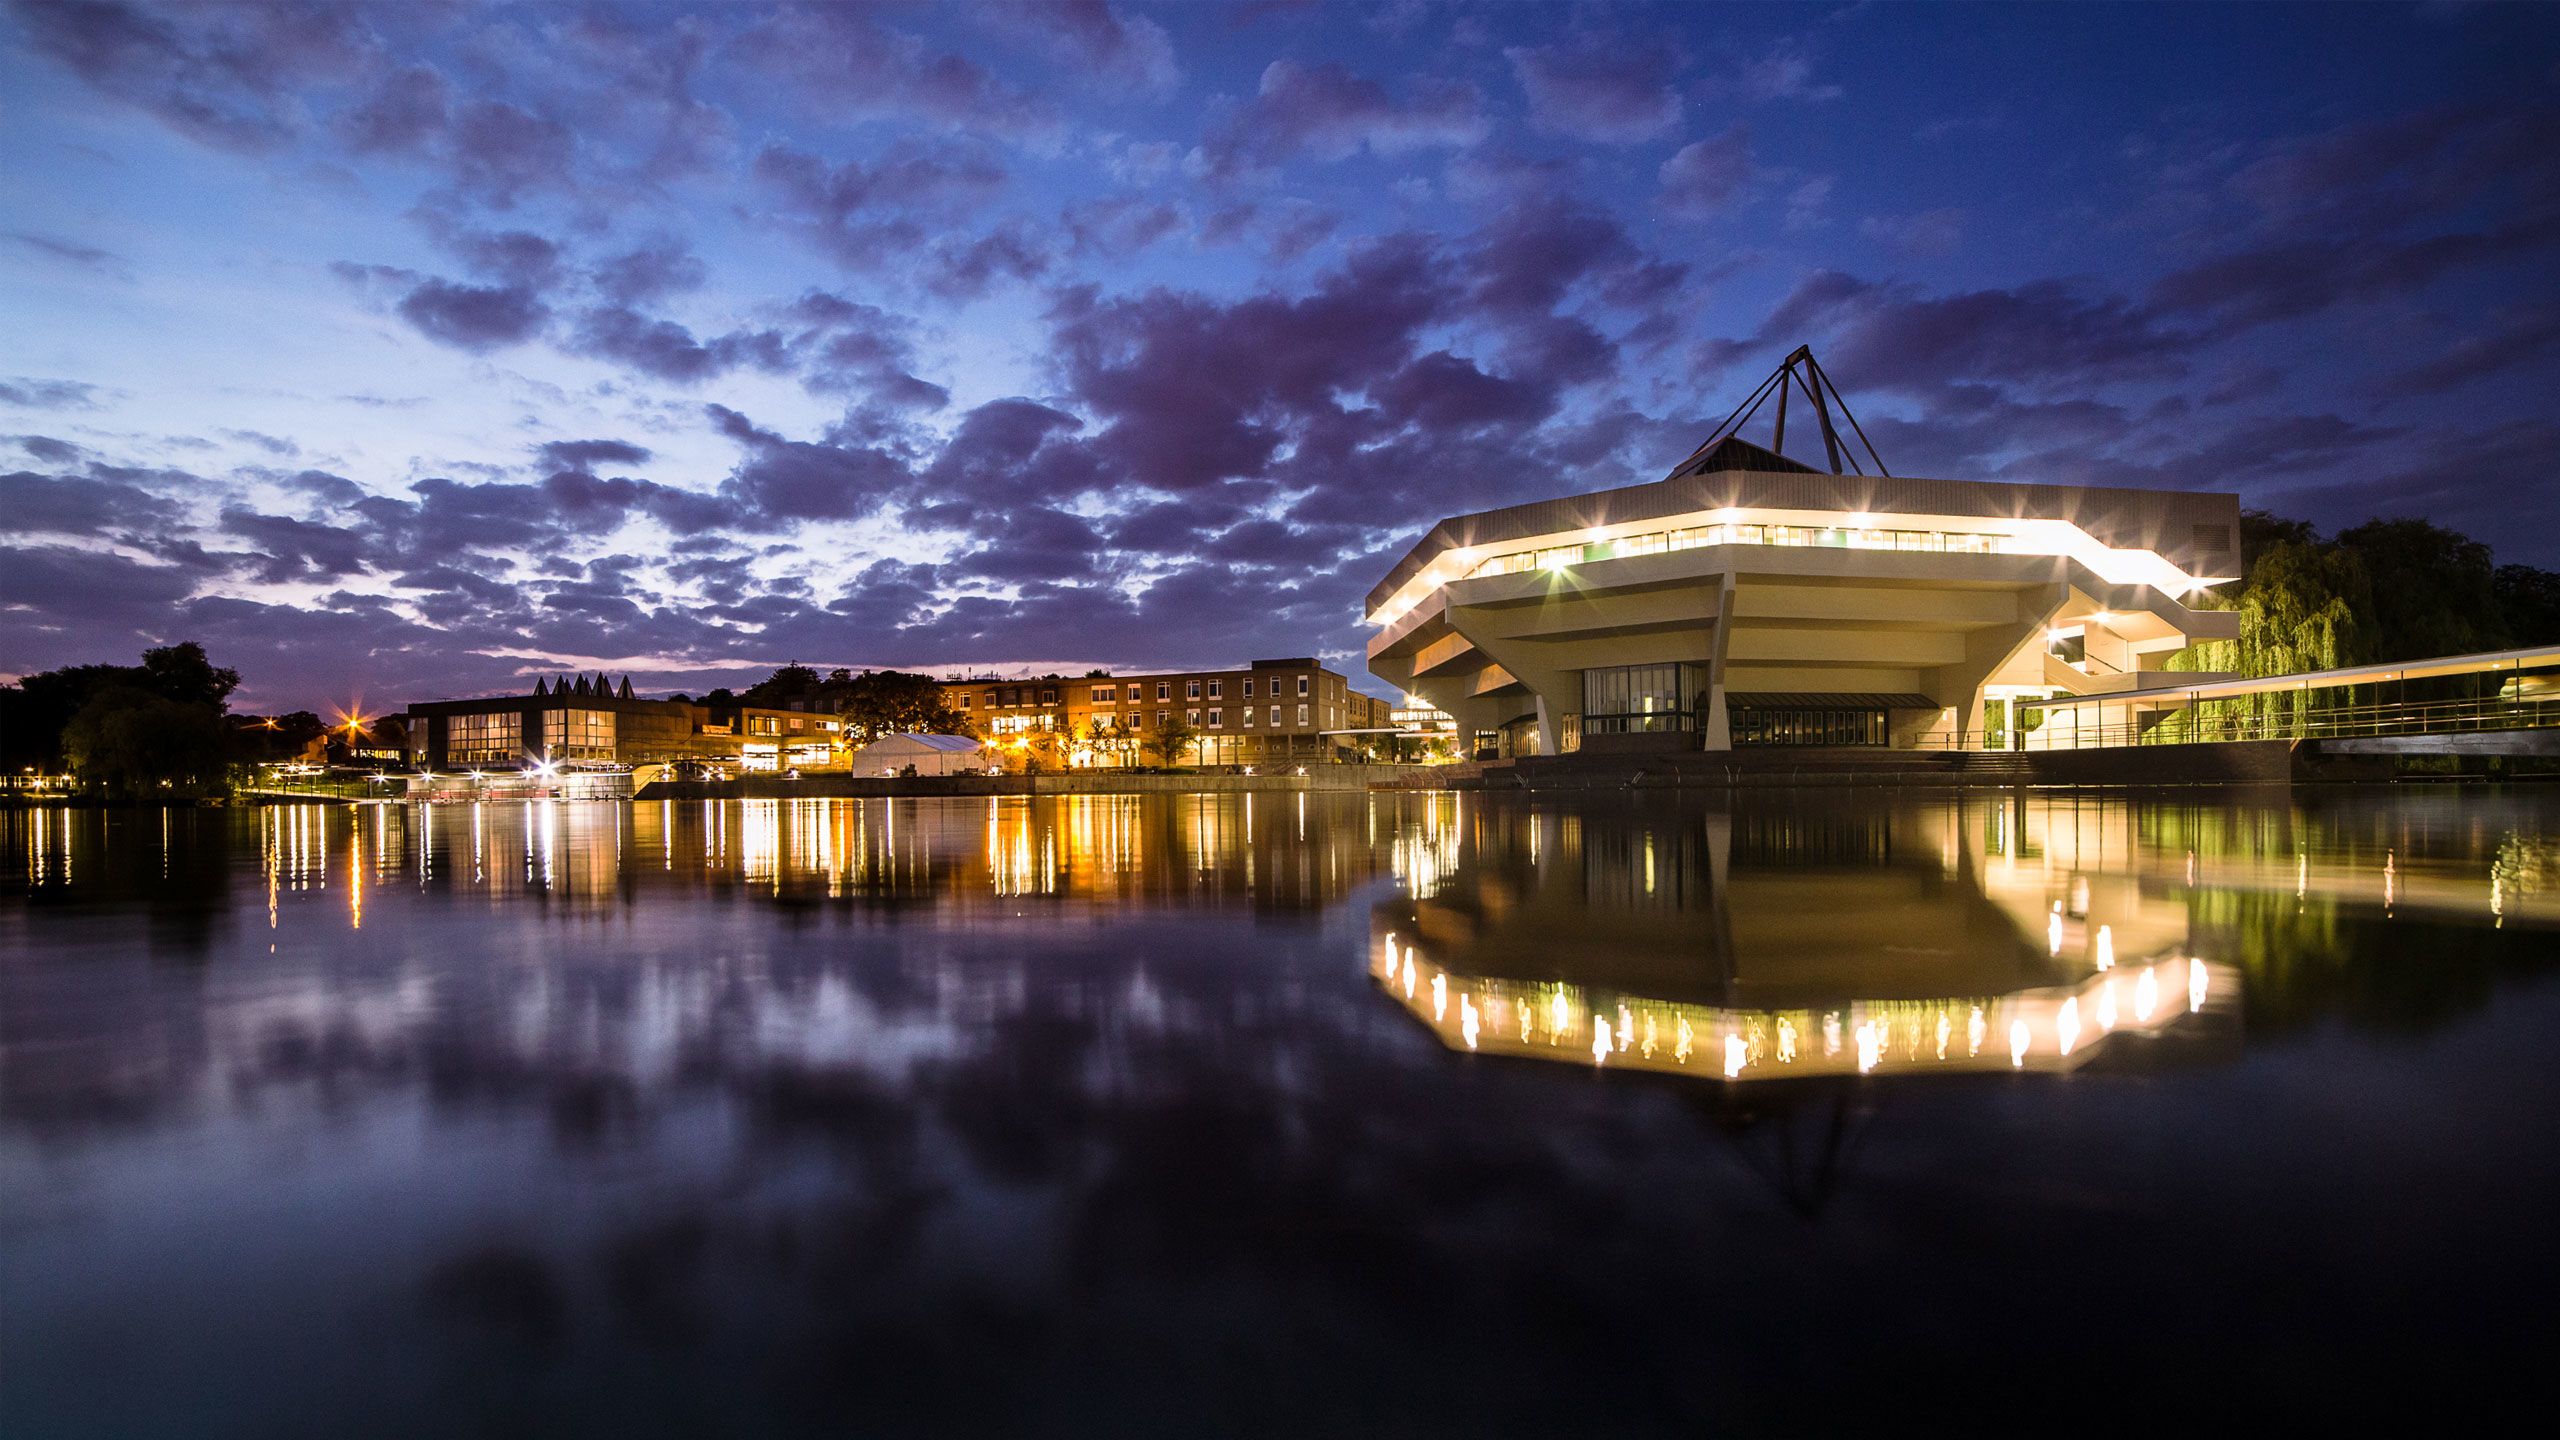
<box><xmin>850</xmin><ymin>733</ymin><xmax>984</xmax><ymax>776</ymax></box>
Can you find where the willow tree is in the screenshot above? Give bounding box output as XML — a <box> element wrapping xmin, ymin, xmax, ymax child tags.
<box><xmin>2171</xmin><ymin>539</ymin><xmax>2372</xmax><ymax>737</ymax></box>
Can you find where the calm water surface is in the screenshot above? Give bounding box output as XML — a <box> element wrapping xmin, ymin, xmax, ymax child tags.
<box><xmin>4</xmin><ymin>789</ymin><xmax>2557</xmax><ymax>1435</ymax></box>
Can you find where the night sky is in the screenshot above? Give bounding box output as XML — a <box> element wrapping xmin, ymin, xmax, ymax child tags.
<box><xmin>4</xmin><ymin>1</ymin><xmax>2556</xmax><ymax>712</ymax></box>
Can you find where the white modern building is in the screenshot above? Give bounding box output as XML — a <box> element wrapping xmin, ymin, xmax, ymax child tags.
<box><xmin>1366</xmin><ymin>358</ymin><xmax>2243</xmax><ymax>756</ymax></box>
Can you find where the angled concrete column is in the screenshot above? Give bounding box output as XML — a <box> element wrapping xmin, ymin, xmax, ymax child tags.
<box><xmin>1941</xmin><ymin>582</ymin><xmax>2067</xmax><ymax>744</ymax></box>
<box><xmin>1703</xmin><ymin>573</ymin><xmax>1737</xmax><ymax>751</ymax></box>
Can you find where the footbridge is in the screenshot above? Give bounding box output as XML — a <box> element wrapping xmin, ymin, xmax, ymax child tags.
<box><xmin>1999</xmin><ymin>643</ymin><xmax>2560</xmax><ymax>755</ymax></box>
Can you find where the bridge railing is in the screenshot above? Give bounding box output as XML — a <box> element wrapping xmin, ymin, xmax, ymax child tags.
<box><xmin>1912</xmin><ymin>693</ymin><xmax>2560</xmax><ymax>751</ymax></box>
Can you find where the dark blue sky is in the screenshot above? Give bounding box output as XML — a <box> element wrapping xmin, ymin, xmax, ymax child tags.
<box><xmin>4</xmin><ymin>1</ymin><xmax>2555</xmax><ymax>711</ymax></box>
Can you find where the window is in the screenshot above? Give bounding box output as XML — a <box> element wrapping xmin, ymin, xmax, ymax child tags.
<box><xmin>1186</xmin><ymin>709</ymin><xmax>1200</xmax><ymax>727</ymax></box>
<box><xmin>788</xmin><ymin>716</ymin><xmax>803</xmax><ymax>731</ymax></box>
<box><xmin>1612</xmin><ymin>532</ymin><xmax>1668</xmax><ymax>559</ymax></box>
<box><xmin>1207</xmin><ymin>680</ymin><xmax>1221</xmax><ymax>698</ymax></box>
<box><xmin>1157</xmin><ymin>710</ymin><xmax>1170</xmax><ymax>729</ymax></box>
<box><xmin>955</xmin><ymin>692</ymin><xmax>971</xmax><ymax>709</ymax></box>
<box><xmin>1186</xmin><ymin>680</ymin><xmax>1201</xmax><ymax>700</ymax></box>
<box><xmin>1038</xmin><ymin>687</ymin><xmax>1056</xmax><ymax>704</ymax></box>
<box><xmin>1155</xmin><ymin>681</ymin><xmax>1169</xmax><ymax>701</ymax></box>
<box><xmin>1295</xmin><ymin>675</ymin><xmax>1309</xmax><ymax>697</ymax></box>
<box><xmin>1242</xmin><ymin>679</ymin><xmax>1255</xmax><ymax>698</ymax></box>
<box><xmin>1208</xmin><ymin>708</ymin><xmax>1223</xmax><ymax>727</ymax></box>
<box><xmin>448</xmin><ymin>710</ymin><xmax>523</xmax><ymax>764</ymax></box>
<box><xmin>541</xmin><ymin>708</ymin><xmax>617</xmax><ymax>759</ymax></box>
<box><xmin>1243</xmin><ymin>707</ymin><xmax>1256</xmax><ymax>727</ymax></box>
<box><xmin>1129</xmin><ymin>712</ymin><xmax>1145</xmax><ymax>730</ymax></box>
<box><xmin>1269</xmin><ymin>706</ymin><xmax>1281</xmax><ymax>727</ymax></box>
<box><xmin>1092</xmin><ymin>686</ymin><xmax>1115</xmax><ymax>702</ymax></box>
<box><xmin>1582</xmin><ymin>664</ymin><xmax>1703</xmax><ymax>734</ymax></box>
<box><xmin>1296</xmin><ymin>704</ymin><xmax>1309</xmax><ymax>726</ymax></box>
<box><xmin>1470</xmin><ymin>550</ymin><xmax>1539</xmax><ymax>578</ymax></box>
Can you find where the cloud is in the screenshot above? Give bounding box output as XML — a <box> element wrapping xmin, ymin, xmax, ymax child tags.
<box><xmin>1657</xmin><ymin>127</ymin><xmax>1754</xmax><ymax>219</ymax></box>
<box><xmin>0</xmin><ymin>377</ymin><xmax>105</xmax><ymax>410</ymax></box>
<box><xmin>1505</xmin><ymin>41</ymin><xmax>1682</xmax><ymax>144</ymax></box>
<box><xmin>1201</xmin><ymin>60</ymin><xmax>1488</xmax><ymax>176</ymax></box>
<box><xmin>1711</xmin><ymin>270</ymin><xmax>2198</xmax><ymax>394</ymax></box>
<box><xmin>731</xmin><ymin>7</ymin><xmax>1053</xmax><ymax>137</ymax></box>
<box><xmin>6</xmin><ymin>230</ymin><xmax>130</xmax><ymax>276</ymax></box>
<box><xmin>2391</xmin><ymin>308</ymin><xmax>2560</xmax><ymax>394</ymax></box>
<box><xmin>1697</xmin><ymin>37</ymin><xmax>1841</xmax><ymax>104</ymax></box>
<box><xmin>538</xmin><ymin>439</ymin><xmax>654</xmax><ymax>471</ymax></box>
<box><xmin>750</xmin><ymin>141</ymin><xmax>1007</xmax><ymax>269</ymax></box>
<box><xmin>1860</xmin><ymin>209</ymin><xmax>1965</xmax><ymax>259</ymax></box>
<box><xmin>10</xmin><ymin>0</ymin><xmax>378</xmax><ymax>151</ymax></box>
<box><xmin>997</xmin><ymin>0</ymin><xmax>1181</xmax><ymax>94</ymax></box>
<box><xmin>395</xmin><ymin>279</ymin><xmax>551</xmax><ymax>351</ymax></box>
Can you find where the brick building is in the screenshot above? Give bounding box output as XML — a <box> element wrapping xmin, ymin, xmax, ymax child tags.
<box><xmin>941</xmin><ymin>658</ymin><xmax>1396</xmax><ymax>767</ymax></box>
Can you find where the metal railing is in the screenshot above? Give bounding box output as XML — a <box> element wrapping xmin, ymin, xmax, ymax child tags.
<box><xmin>1911</xmin><ymin>694</ymin><xmax>2560</xmax><ymax>752</ymax></box>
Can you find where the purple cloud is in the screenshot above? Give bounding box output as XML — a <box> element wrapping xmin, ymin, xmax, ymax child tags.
<box><xmin>1505</xmin><ymin>41</ymin><xmax>1682</xmax><ymax>144</ymax></box>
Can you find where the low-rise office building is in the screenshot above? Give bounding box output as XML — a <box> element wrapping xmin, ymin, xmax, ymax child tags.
<box><xmin>940</xmin><ymin>659</ymin><xmax>1395</xmax><ymax>767</ymax></box>
<box><xmin>402</xmin><ymin>674</ymin><xmax>835</xmax><ymax>774</ymax></box>
<box><xmin>1366</xmin><ymin>432</ymin><xmax>2243</xmax><ymax>756</ymax></box>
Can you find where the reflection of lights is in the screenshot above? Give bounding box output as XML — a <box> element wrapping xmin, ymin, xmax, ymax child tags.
<box><xmin>1460</xmin><ymin>995</ymin><xmax>1480</xmax><ymax>1049</ymax></box>
<box><xmin>2135</xmin><ymin>968</ymin><xmax>2158</xmax><ymax>1021</ymax></box>
<box><xmin>2010</xmin><ymin>1019</ymin><xmax>2030</xmax><ymax>1067</ymax></box>
<box><xmin>1967</xmin><ymin>1006</ymin><xmax>1986</xmax><ymax>1056</ymax></box>
<box><xmin>1592</xmin><ymin>1020</ymin><xmax>1612</xmax><ymax>1065</ymax></box>
<box><xmin>1550</xmin><ymin>990</ymin><xmax>1569</xmax><ymax>1038</ymax></box>
<box><xmin>2297</xmin><ymin>852</ymin><xmax>2308</xmax><ymax>900</ymax></box>
<box><xmin>1823</xmin><ymin>1012</ymin><xmax>1842</xmax><ymax>1056</ymax></box>
<box><xmin>2096</xmin><ymin>980</ymin><xmax>2118</xmax><ymax>1031</ymax></box>
<box><xmin>2189</xmin><ymin>958</ymin><xmax>2208</xmax><ymax>1012</ymax></box>
<box><xmin>2094</xmin><ymin>924</ymin><xmax>2114</xmax><ymax>970</ymax></box>
<box><xmin>2057</xmin><ymin>997</ymin><xmax>2081</xmax><ymax>1056</ymax></box>
<box><xmin>1777</xmin><ymin>1017</ymin><xmax>1798</xmax><ymax>1063</ymax></box>
<box><xmin>2384</xmin><ymin>850</ymin><xmax>2395</xmax><ymax>910</ymax></box>
<box><xmin>1401</xmin><ymin>953</ymin><xmax>1415</xmax><ymax>999</ymax></box>
<box><xmin>1934</xmin><ymin>1011</ymin><xmax>1951</xmax><ymax>1059</ymax></box>
<box><xmin>1674</xmin><ymin>1015</ymin><xmax>1693</xmax><ymax>1063</ymax></box>
<box><xmin>1430</xmin><ymin>971</ymin><xmax>1446</xmax><ymax>1022</ymax></box>
<box><xmin>1617</xmin><ymin>1005</ymin><xmax>1633</xmax><ymax>1052</ymax></box>
<box><xmin>1855</xmin><ymin>1022</ymin><xmax>1883</xmax><ymax>1074</ymax></box>
<box><xmin>1724</xmin><ymin>1033</ymin><xmax>1746</xmax><ymax>1078</ymax></box>
<box><xmin>2048</xmin><ymin>902</ymin><xmax>2063</xmax><ymax>956</ymax></box>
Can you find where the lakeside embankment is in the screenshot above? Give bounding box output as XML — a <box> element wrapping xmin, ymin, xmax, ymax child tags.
<box><xmin>634</xmin><ymin>764</ymin><xmax>1445</xmax><ymax>801</ymax></box>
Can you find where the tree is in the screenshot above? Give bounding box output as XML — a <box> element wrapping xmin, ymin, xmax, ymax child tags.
<box><xmin>2334</xmin><ymin>518</ymin><xmax>2506</xmax><ymax>660</ymax></box>
<box><xmin>742</xmin><ymin>663</ymin><xmax>823</xmax><ymax>708</ymax></box>
<box><xmin>0</xmin><ymin>641</ymin><xmax>242</xmax><ymax>775</ymax></box>
<box><xmin>830</xmin><ymin>669</ymin><xmax>972</xmax><ymax>744</ymax></box>
<box><xmin>1147</xmin><ymin>714</ymin><xmax>1197</xmax><ymax>766</ymax></box>
<box><xmin>2493</xmin><ymin>564</ymin><xmax>2560</xmax><ymax>648</ymax></box>
<box><xmin>61</xmin><ymin>684</ymin><xmax>237</xmax><ymax>799</ymax></box>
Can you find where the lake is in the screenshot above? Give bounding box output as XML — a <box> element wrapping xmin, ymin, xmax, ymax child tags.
<box><xmin>5</xmin><ymin>789</ymin><xmax>2556</xmax><ymax>1435</ymax></box>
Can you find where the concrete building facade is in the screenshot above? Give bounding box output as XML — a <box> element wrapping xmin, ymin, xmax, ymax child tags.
<box><xmin>1366</xmin><ymin>437</ymin><xmax>2243</xmax><ymax>756</ymax></box>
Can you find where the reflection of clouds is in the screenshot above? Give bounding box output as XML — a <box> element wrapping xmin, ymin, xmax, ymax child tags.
<box><xmin>0</xmin><ymin>791</ymin><xmax>2556</xmax><ymax>1433</ymax></box>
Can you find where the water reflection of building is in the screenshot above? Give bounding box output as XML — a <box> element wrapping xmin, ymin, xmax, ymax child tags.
<box><xmin>1372</xmin><ymin>795</ymin><xmax>2238</xmax><ymax>1082</ymax></box>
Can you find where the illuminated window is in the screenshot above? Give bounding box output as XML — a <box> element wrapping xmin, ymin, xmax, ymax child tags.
<box><xmin>1186</xmin><ymin>709</ymin><xmax>1199</xmax><ymax>726</ymax></box>
<box><xmin>448</xmin><ymin>710</ymin><xmax>523</xmax><ymax>764</ymax></box>
<box><xmin>1296</xmin><ymin>704</ymin><xmax>1309</xmax><ymax>725</ymax></box>
<box><xmin>1243</xmin><ymin>707</ymin><xmax>1255</xmax><ymax>727</ymax></box>
<box><xmin>1157</xmin><ymin>710</ymin><xmax>1169</xmax><ymax>728</ymax></box>
<box><xmin>540</xmin><ymin>708</ymin><xmax>617</xmax><ymax>759</ymax></box>
<box><xmin>1269</xmin><ymin>706</ymin><xmax>1281</xmax><ymax>726</ymax></box>
<box><xmin>1613</xmin><ymin>532</ymin><xmax>1668</xmax><ymax>558</ymax></box>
